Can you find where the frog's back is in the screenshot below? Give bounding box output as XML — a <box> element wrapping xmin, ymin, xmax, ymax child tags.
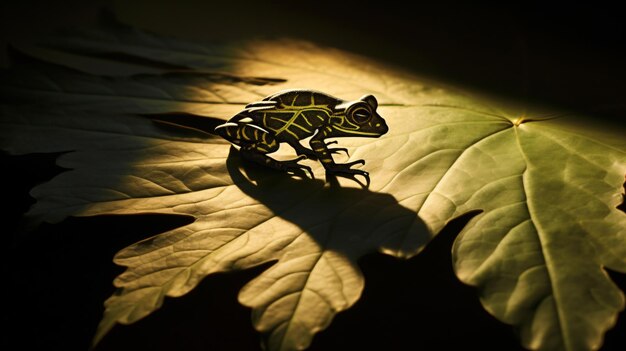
<box><xmin>217</xmin><ymin>90</ymin><xmax>344</xmax><ymax>146</ymax></box>
<box><xmin>262</xmin><ymin>90</ymin><xmax>343</xmax><ymax>108</ymax></box>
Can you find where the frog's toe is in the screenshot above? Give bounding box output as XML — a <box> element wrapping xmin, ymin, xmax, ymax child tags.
<box><xmin>344</xmin><ymin>159</ymin><xmax>365</xmax><ymax>167</ymax></box>
<box><xmin>328</xmin><ymin>147</ymin><xmax>349</xmax><ymax>156</ymax></box>
<box><xmin>294</xmin><ymin>155</ymin><xmax>307</xmax><ymax>161</ymax></box>
<box><xmin>326</xmin><ymin>170</ymin><xmax>370</xmax><ymax>188</ymax></box>
<box><xmin>279</xmin><ymin>156</ymin><xmax>314</xmax><ymax>179</ymax></box>
<box><xmin>325</xmin><ymin>160</ymin><xmax>370</xmax><ymax>187</ymax></box>
<box><xmin>296</xmin><ymin>149</ymin><xmax>318</xmax><ymax>160</ymax></box>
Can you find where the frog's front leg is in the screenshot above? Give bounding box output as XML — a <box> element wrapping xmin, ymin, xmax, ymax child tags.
<box><xmin>309</xmin><ymin>132</ymin><xmax>369</xmax><ymax>186</ymax></box>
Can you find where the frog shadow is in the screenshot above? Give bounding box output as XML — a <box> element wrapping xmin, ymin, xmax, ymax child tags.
<box><xmin>225</xmin><ymin>146</ymin><xmax>431</xmax><ymax>259</ymax></box>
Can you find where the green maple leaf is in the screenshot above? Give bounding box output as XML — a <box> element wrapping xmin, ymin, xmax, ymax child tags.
<box><xmin>2</xmin><ymin>17</ymin><xmax>625</xmax><ymax>351</ymax></box>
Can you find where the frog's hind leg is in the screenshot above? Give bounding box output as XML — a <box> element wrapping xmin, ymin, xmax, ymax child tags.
<box><xmin>285</xmin><ymin>139</ymin><xmax>318</xmax><ymax>160</ymax></box>
<box><xmin>240</xmin><ymin>147</ymin><xmax>313</xmax><ymax>179</ymax></box>
<box><xmin>216</xmin><ymin>122</ymin><xmax>313</xmax><ymax>179</ymax></box>
<box><xmin>215</xmin><ymin>122</ymin><xmax>272</xmax><ymax>148</ymax></box>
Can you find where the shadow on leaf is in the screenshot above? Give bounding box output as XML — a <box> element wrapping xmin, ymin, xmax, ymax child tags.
<box><xmin>227</xmin><ymin>146</ymin><xmax>431</xmax><ymax>259</ymax></box>
<box><xmin>223</xmin><ymin>146</ymin><xmax>431</xmax><ymax>349</ymax></box>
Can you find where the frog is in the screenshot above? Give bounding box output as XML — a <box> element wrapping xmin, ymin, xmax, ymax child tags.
<box><xmin>214</xmin><ymin>89</ymin><xmax>388</xmax><ymax>185</ymax></box>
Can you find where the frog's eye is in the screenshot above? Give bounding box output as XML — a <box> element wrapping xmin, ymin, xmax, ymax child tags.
<box><xmin>348</xmin><ymin>105</ymin><xmax>372</xmax><ymax>124</ymax></box>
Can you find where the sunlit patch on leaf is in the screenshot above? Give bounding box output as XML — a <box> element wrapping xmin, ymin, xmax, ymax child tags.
<box><xmin>1</xmin><ymin>14</ymin><xmax>625</xmax><ymax>351</ymax></box>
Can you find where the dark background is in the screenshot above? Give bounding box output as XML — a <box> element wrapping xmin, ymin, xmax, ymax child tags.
<box><xmin>2</xmin><ymin>1</ymin><xmax>625</xmax><ymax>350</ymax></box>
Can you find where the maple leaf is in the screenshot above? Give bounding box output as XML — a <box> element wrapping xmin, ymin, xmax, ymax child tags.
<box><xmin>1</xmin><ymin>16</ymin><xmax>625</xmax><ymax>351</ymax></box>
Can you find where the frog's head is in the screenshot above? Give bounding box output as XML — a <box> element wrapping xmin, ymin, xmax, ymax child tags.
<box><xmin>332</xmin><ymin>95</ymin><xmax>389</xmax><ymax>137</ymax></box>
